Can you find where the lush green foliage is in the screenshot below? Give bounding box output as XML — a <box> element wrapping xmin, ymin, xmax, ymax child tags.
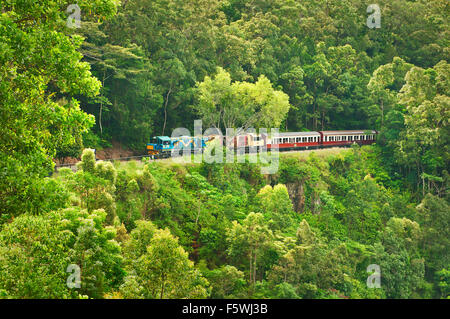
<box><xmin>1</xmin><ymin>0</ymin><xmax>448</xmax><ymax>299</ymax></box>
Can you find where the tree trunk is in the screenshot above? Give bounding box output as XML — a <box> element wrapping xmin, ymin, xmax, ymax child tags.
<box><xmin>99</xmin><ymin>70</ymin><xmax>106</xmax><ymax>135</ymax></box>
<box><xmin>160</xmin><ymin>274</ymin><xmax>165</xmax><ymax>299</ymax></box>
<box><xmin>253</xmin><ymin>252</ymin><xmax>257</xmax><ymax>285</ymax></box>
<box><xmin>249</xmin><ymin>251</ymin><xmax>253</xmax><ymax>284</ymax></box>
<box><xmin>162</xmin><ymin>87</ymin><xmax>172</xmax><ymax>136</ymax></box>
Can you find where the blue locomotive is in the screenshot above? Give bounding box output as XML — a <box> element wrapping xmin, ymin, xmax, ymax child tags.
<box><xmin>146</xmin><ymin>136</ymin><xmax>211</xmax><ymax>158</ymax></box>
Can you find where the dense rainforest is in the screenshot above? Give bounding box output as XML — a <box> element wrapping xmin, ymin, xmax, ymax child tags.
<box><xmin>0</xmin><ymin>0</ymin><xmax>448</xmax><ymax>299</ymax></box>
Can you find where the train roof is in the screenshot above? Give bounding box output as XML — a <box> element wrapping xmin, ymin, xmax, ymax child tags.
<box><xmin>320</xmin><ymin>130</ymin><xmax>377</xmax><ymax>135</ymax></box>
<box><xmin>155</xmin><ymin>136</ymin><xmax>172</xmax><ymax>141</ymax></box>
<box><xmin>275</xmin><ymin>131</ymin><xmax>320</xmax><ymax>137</ymax></box>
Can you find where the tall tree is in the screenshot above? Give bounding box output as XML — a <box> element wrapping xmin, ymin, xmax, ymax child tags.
<box><xmin>0</xmin><ymin>0</ymin><xmax>119</xmax><ymax>218</ymax></box>
<box><xmin>195</xmin><ymin>67</ymin><xmax>291</xmax><ymax>132</ymax></box>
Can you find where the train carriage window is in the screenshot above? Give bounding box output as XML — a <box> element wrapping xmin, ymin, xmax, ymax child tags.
<box><xmin>349</xmin><ymin>136</ymin><xmax>352</xmax><ymax>141</ymax></box>
<box><xmin>290</xmin><ymin>138</ymin><xmax>295</xmax><ymax>143</ymax></box>
<box><xmin>342</xmin><ymin>136</ymin><xmax>347</xmax><ymax>141</ymax></box>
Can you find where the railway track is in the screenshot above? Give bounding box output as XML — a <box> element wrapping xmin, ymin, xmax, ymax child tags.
<box><xmin>54</xmin><ymin>146</ymin><xmax>350</xmax><ymax>172</ymax></box>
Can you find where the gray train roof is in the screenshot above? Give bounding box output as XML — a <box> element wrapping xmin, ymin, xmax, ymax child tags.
<box><xmin>274</xmin><ymin>131</ymin><xmax>320</xmax><ymax>137</ymax></box>
<box><xmin>320</xmin><ymin>130</ymin><xmax>377</xmax><ymax>135</ymax></box>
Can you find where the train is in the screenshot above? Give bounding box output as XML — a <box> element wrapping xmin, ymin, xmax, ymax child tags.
<box><xmin>147</xmin><ymin>130</ymin><xmax>377</xmax><ymax>158</ymax></box>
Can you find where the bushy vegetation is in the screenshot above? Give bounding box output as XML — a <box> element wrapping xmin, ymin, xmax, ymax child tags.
<box><xmin>1</xmin><ymin>147</ymin><xmax>448</xmax><ymax>299</ymax></box>
<box><xmin>0</xmin><ymin>0</ymin><xmax>448</xmax><ymax>299</ymax></box>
